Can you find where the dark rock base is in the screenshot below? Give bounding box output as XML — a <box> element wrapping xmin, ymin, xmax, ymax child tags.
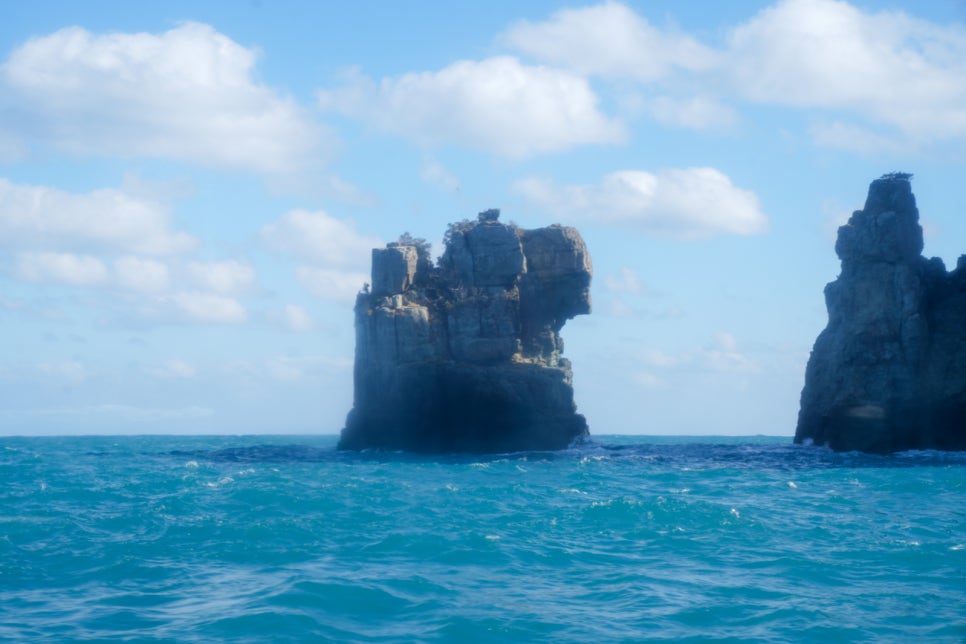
<box><xmin>339</xmin><ymin>362</ymin><xmax>588</xmax><ymax>453</ymax></box>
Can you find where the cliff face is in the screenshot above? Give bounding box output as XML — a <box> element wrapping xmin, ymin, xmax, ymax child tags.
<box><xmin>796</xmin><ymin>176</ymin><xmax>966</xmax><ymax>453</ymax></box>
<box><xmin>339</xmin><ymin>210</ymin><xmax>592</xmax><ymax>453</ymax></box>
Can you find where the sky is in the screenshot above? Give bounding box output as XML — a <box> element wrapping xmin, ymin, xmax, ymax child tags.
<box><xmin>1</xmin><ymin>0</ymin><xmax>964</xmax><ymax>437</ymax></box>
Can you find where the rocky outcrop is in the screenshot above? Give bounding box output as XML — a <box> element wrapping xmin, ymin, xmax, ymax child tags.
<box><xmin>796</xmin><ymin>174</ymin><xmax>966</xmax><ymax>453</ymax></box>
<box><xmin>339</xmin><ymin>210</ymin><xmax>592</xmax><ymax>453</ymax></box>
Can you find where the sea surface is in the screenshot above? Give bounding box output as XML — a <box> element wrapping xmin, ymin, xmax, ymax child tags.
<box><xmin>1</xmin><ymin>434</ymin><xmax>964</xmax><ymax>643</ymax></box>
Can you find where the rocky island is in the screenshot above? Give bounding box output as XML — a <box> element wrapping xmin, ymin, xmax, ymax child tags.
<box><xmin>338</xmin><ymin>210</ymin><xmax>592</xmax><ymax>453</ymax></box>
<box><xmin>796</xmin><ymin>174</ymin><xmax>966</xmax><ymax>453</ymax></box>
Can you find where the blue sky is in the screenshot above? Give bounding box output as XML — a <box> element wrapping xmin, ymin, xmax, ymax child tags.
<box><xmin>1</xmin><ymin>0</ymin><xmax>964</xmax><ymax>436</ymax></box>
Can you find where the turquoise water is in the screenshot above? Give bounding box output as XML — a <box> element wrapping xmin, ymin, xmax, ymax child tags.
<box><xmin>1</xmin><ymin>434</ymin><xmax>964</xmax><ymax>642</ymax></box>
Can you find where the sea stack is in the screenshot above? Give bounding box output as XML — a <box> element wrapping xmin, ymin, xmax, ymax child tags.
<box><xmin>339</xmin><ymin>210</ymin><xmax>592</xmax><ymax>453</ymax></box>
<box><xmin>796</xmin><ymin>174</ymin><xmax>966</xmax><ymax>453</ymax></box>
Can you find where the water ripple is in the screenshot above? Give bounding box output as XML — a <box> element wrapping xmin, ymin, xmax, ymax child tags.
<box><xmin>1</xmin><ymin>434</ymin><xmax>963</xmax><ymax>642</ymax></box>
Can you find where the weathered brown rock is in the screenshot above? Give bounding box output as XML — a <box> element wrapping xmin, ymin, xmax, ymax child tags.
<box><xmin>796</xmin><ymin>175</ymin><xmax>966</xmax><ymax>452</ymax></box>
<box><xmin>339</xmin><ymin>210</ymin><xmax>592</xmax><ymax>453</ymax></box>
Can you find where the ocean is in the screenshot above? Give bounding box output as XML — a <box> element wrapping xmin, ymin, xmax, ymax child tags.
<box><xmin>1</xmin><ymin>434</ymin><xmax>963</xmax><ymax>642</ymax></box>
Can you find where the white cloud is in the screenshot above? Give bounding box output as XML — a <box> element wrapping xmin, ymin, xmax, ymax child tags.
<box><xmin>37</xmin><ymin>360</ymin><xmax>91</xmax><ymax>383</ymax></box>
<box><xmin>421</xmin><ymin>158</ymin><xmax>461</xmax><ymax>192</ymax></box>
<box><xmin>633</xmin><ymin>372</ymin><xmax>666</xmax><ymax>389</ymax></box>
<box><xmin>262</xmin><ymin>209</ymin><xmax>381</xmax><ymax>301</ymax></box>
<box><xmin>638</xmin><ymin>348</ymin><xmax>681</xmax><ymax>368</ymax></box>
<box><xmin>148</xmin><ymin>359</ymin><xmax>196</xmax><ymax>379</ymax></box>
<box><xmin>0</xmin><ymin>178</ymin><xmax>195</xmax><ymax>256</ymax></box>
<box><xmin>500</xmin><ymin>1</ymin><xmax>715</xmax><ymax>81</ymax></box>
<box><xmin>516</xmin><ymin>167</ymin><xmax>767</xmax><ymax>238</ymax></box>
<box><xmin>261</xmin><ymin>209</ymin><xmax>381</xmax><ymax>268</ymax></box>
<box><xmin>714</xmin><ymin>331</ymin><xmax>738</xmax><ymax>353</ymax></box>
<box><xmin>726</xmin><ymin>0</ymin><xmax>966</xmax><ymax>143</ymax></box>
<box><xmin>114</xmin><ymin>256</ymin><xmax>170</xmax><ymax>292</ymax></box>
<box><xmin>185</xmin><ymin>260</ymin><xmax>255</xmax><ymax>295</ymax></box>
<box><xmin>318</xmin><ymin>56</ymin><xmax>625</xmax><ymax>158</ymax></box>
<box><xmin>646</xmin><ymin>96</ymin><xmax>738</xmax><ymax>131</ymax></box>
<box><xmin>808</xmin><ymin>120</ymin><xmax>904</xmax><ymax>155</ymax></box>
<box><xmin>635</xmin><ymin>333</ymin><xmax>760</xmax><ymax>376</ymax></box>
<box><xmin>17</xmin><ymin>252</ymin><xmax>109</xmax><ymax>286</ymax></box>
<box><xmin>265</xmin><ymin>354</ymin><xmax>352</xmax><ymax>382</ymax></box>
<box><xmin>296</xmin><ymin>267</ymin><xmax>369</xmax><ymax>303</ymax></box>
<box><xmin>500</xmin><ymin>1</ymin><xmax>966</xmax><ymax>148</ymax></box>
<box><xmin>2</xmin><ymin>23</ymin><xmax>327</xmax><ymax>174</ymax></box>
<box><xmin>282</xmin><ymin>304</ymin><xmax>313</xmax><ymax>332</ymax></box>
<box><xmin>168</xmin><ymin>291</ymin><xmax>246</xmax><ymax>324</ymax></box>
<box><xmin>605</xmin><ymin>267</ymin><xmax>643</xmax><ymax>294</ymax></box>
<box><xmin>0</xmin><ymin>131</ymin><xmax>26</xmax><ymax>163</ymax></box>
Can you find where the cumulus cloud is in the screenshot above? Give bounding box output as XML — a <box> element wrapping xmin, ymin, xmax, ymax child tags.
<box><xmin>1</xmin><ymin>22</ymin><xmax>327</xmax><ymax>174</ymax></box>
<box><xmin>501</xmin><ymin>1</ymin><xmax>966</xmax><ymax>148</ymax></box>
<box><xmin>0</xmin><ymin>177</ymin><xmax>261</xmax><ymax>324</ymax></box>
<box><xmin>261</xmin><ymin>209</ymin><xmax>381</xmax><ymax>268</ymax></box>
<box><xmin>421</xmin><ymin>158</ymin><xmax>461</xmax><ymax>192</ymax></box>
<box><xmin>113</xmin><ymin>256</ymin><xmax>170</xmax><ymax>293</ymax></box>
<box><xmin>262</xmin><ymin>209</ymin><xmax>381</xmax><ymax>301</ymax></box>
<box><xmin>318</xmin><ymin>56</ymin><xmax>625</xmax><ymax>158</ymax></box>
<box><xmin>265</xmin><ymin>354</ymin><xmax>352</xmax><ymax>382</ymax></box>
<box><xmin>500</xmin><ymin>1</ymin><xmax>715</xmax><ymax>81</ymax></box>
<box><xmin>636</xmin><ymin>333</ymin><xmax>760</xmax><ymax>376</ymax></box>
<box><xmin>0</xmin><ymin>178</ymin><xmax>195</xmax><ymax>256</ymax></box>
<box><xmin>167</xmin><ymin>292</ymin><xmax>246</xmax><ymax>324</ymax></box>
<box><xmin>282</xmin><ymin>304</ymin><xmax>313</xmax><ymax>332</ymax></box>
<box><xmin>296</xmin><ymin>267</ymin><xmax>370</xmax><ymax>303</ymax></box>
<box><xmin>185</xmin><ymin>260</ymin><xmax>256</xmax><ymax>295</ymax></box>
<box><xmin>645</xmin><ymin>96</ymin><xmax>738</xmax><ymax>131</ymax></box>
<box><xmin>725</xmin><ymin>0</ymin><xmax>966</xmax><ymax>143</ymax></box>
<box><xmin>37</xmin><ymin>360</ymin><xmax>92</xmax><ymax>383</ymax></box>
<box><xmin>515</xmin><ymin>167</ymin><xmax>767</xmax><ymax>238</ymax></box>
<box><xmin>808</xmin><ymin>121</ymin><xmax>905</xmax><ymax>155</ymax></box>
<box><xmin>605</xmin><ymin>267</ymin><xmax>644</xmax><ymax>294</ymax></box>
<box><xmin>148</xmin><ymin>359</ymin><xmax>197</xmax><ymax>379</ymax></box>
<box><xmin>17</xmin><ymin>252</ymin><xmax>109</xmax><ymax>286</ymax></box>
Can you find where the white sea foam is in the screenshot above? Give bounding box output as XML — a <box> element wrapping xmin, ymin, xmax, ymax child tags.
<box><xmin>205</xmin><ymin>476</ymin><xmax>234</xmax><ymax>488</ymax></box>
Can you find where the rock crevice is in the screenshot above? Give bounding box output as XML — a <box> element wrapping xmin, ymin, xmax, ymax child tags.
<box><xmin>339</xmin><ymin>210</ymin><xmax>592</xmax><ymax>453</ymax></box>
<box><xmin>796</xmin><ymin>175</ymin><xmax>966</xmax><ymax>452</ymax></box>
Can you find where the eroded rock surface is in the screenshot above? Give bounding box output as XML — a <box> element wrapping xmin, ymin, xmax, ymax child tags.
<box><xmin>339</xmin><ymin>210</ymin><xmax>592</xmax><ymax>453</ymax></box>
<box><xmin>796</xmin><ymin>175</ymin><xmax>966</xmax><ymax>452</ymax></box>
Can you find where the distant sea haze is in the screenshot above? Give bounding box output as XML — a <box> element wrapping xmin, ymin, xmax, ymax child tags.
<box><xmin>2</xmin><ymin>434</ymin><xmax>964</xmax><ymax>642</ymax></box>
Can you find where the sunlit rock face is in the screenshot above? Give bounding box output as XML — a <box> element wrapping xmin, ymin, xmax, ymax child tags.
<box><xmin>339</xmin><ymin>210</ymin><xmax>592</xmax><ymax>453</ymax></box>
<box><xmin>796</xmin><ymin>175</ymin><xmax>966</xmax><ymax>453</ymax></box>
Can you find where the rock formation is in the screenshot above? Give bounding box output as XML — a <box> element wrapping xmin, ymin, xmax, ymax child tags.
<box><xmin>796</xmin><ymin>174</ymin><xmax>966</xmax><ymax>452</ymax></box>
<box><xmin>338</xmin><ymin>210</ymin><xmax>592</xmax><ymax>453</ymax></box>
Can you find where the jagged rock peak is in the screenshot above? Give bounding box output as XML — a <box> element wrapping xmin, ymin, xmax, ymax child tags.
<box><xmin>338</xmin><ymin>211</ymin><xmax>592</xmax><ymax>453</ymax></box>
<box><xmin>795</xmin><ymin>175</ymin><xmax>966</xmax><ymax>453</ymax></box>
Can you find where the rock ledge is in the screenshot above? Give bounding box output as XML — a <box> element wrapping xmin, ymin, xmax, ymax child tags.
<box><xmin>796</xmin><ymin>175</ymin><xmax>966</xmax><ymax>452</ymax></box>
<box><xmin>339</xmin><ymin>210</ymin><xmax>592</xmax><ymax>453</ymax></box>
